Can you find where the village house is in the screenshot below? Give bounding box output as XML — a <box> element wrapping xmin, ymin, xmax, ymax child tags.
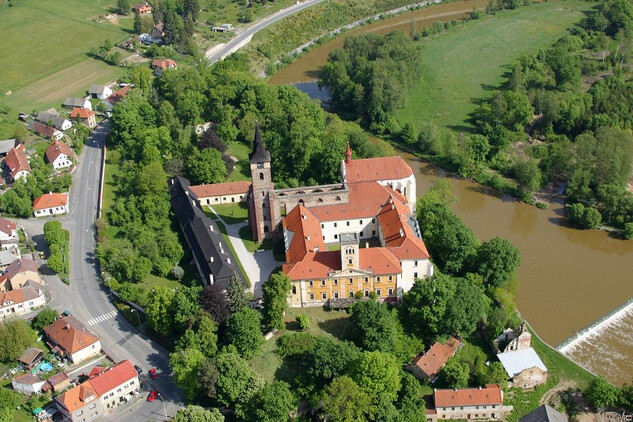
<box><xmin>42</xmin><ymin>371</ymin><xmax>71</xmax><ymax>394</ymax></box>
<box><xmin>18</xmin><ymin>347</ymin><xmax>45</xmax><ymax>371</ymax></box>
<box><xmin>54</xmin><ymin>361</ymin><xmax>139</xmax><ymax>421</ymax></box>
<box><xmin>28</xmin><ymin>121</ymin><xmax>64</xmax><ymax>141</ymax></box>
<box><xmin>63</xmin><ymin>97</ymin><xmax>92</xmax><ymax>111</ymax></box>
<box><xmin>3</xmin><ymin>144</ymin><xmax>31</xmax><ymax>182</ymax></box>
<box><xmin>43</xmin><ymin>315</ymin><xmax>101</xmax><ymax>363</ymax></box>
<box><xmin>0</xmin><ymin>284</ymin><xmax>46</xmax><ymax>318</ymax></box>
<box><xmin>0</xmin><ymin>216</ymin><xmax>19</xmax><ymax>251</ymax></box>
<box><xmin>88</xmin><ymin>85</ymin><xmax>113</xmax><ymax>100</ymax></box>
<box><xmin>69</xmin><ymin>108</ymin><xmax>97</xmax><ymax>129</ymax></box>
<box><xmin>104</xmin><ymin>86</ymin><xmax>131</xmax><ymax>110</ymax></box>
<box><xmin>149</xmin><ymin>22</ymin><xmax>164</xmax><ymax>41</ymax></box>
<box><xmin>0</xmin><ymin>138</ymin><xmax>17</xmax><ymax>157</ymax></box>
<box><xmin>520</xmin><ymin>405</ymin><xmax>568</xmax><ymax>422</ymax></box>
<box><xmin>0</xmin><ymin>249</ymin><xmax>20</xmax><ymax>271</ymax></box>
<box><xmin>132</xmin><ymin>2</ymin><xmax>151</xmax><ymax>14</ymax></box>
<box><xmin>33</xmin><ymin>192</ymin><xmax>69</xmax><ymax>217</ymax></box>
<box><xmin>189</xmin><ymin>181</ymin><xmax>251</xmax><ymax>206</ymax></box>
<box><xmin>150</xmin><ymin>58</ymin><xmax>177</xmax><ymax>76</ymax></box>
<box><xmin>427</xmin><ymin>384</ymin><xmax>512</xmax><ymax>421</ymax></box>
<box><xmin>36</xmin><ymin>109</ymin><xmax>72</xmax><ymax>131</ymax></box>
<box><xmin>195</xmin><ymin>122</ymin><xmax>213</xmax><ymax>135</ymax></box>
<box><xmin>496</xmin><ymin>323</ymin><xmax>548</xmax><ymax>389</ymax></box>
<box><xmin>45</xmin><ymin>140</ymin><xmax>75</xmax><ymax>169</ymax></box>
<box><xmin>407</xmin><ymin>337</ymin><xmax>460</xmax><ymax>383</ymax></box>
<box><xmin>0</xmin><ymin>258</ymin><xmax>40</xmax><ymax>291</ymax></box>
<box><xmin>212</xmin><ymin>23</ymin><xmax>233</xmax><ymax>32</ymax></box>
<box><xmin>12</xmin><ymin>373</ymin><xmax>46</xmax><ymax>394</ymax></box>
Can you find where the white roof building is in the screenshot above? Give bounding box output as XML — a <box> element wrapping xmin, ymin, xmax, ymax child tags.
<box><xmin>497</xmin><ymin>347</ymin><xmax>547</xmax><ymax>378</ymax></box>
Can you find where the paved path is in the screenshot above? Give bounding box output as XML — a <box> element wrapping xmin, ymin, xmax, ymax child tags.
<box><xmin>206</xmin><ymin>0</ymin><xmax>325</xmax><ymax>64</ymax></box>
<box><xmin>210</xmin><ymin>210</ymin><xmax>280</xmax><ymax>298</ymax></box>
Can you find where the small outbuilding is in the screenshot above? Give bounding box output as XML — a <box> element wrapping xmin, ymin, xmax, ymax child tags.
<box><xmin>497</xmin><ymin>347</ymin><xmax>548</xmax><ymax>389</ymax></box>
<box><xmin>520</xmin><ymin>404</ymin><xmax>568</xmax><ymax>422</ymax></box>
<box><xmin>18</xmin><ymin>347</ymin><xmax>45</xmax><ymax>370</ymax></box>
<box><xmin>12</xmin><ymin>373</ymin><xmax>45</xmax><ymax>394</ymax></box>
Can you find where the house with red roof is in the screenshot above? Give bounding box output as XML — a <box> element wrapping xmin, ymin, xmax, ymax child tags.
<box><xmin>150</xmin><ymin>58</ymin><xmax>177</xmax><ymax>76</ymax></box>
<box><xmin>0</xmin><ymin>217</ymin><xmax>18</xmax><ymax>251</ymax></box>
<box><xmin>33</xmin><ymin>192</ymin><xmax>69</xmax><ymax>217</ymax></box>
<box><xmin>132</xmin><ymin>2</ymin><xmax>151</xmax><ymax>14</ymax></box>
<box><xmin>54</xmin><ymin>360</ymin><xmax>139</xmax><ymax>421</ymax></box>
<box><xmin>3</xmin><ymin>144</ymin><xmax>31</xmax><ymax>182</ymax></box>
<box><xmin>69</xmin><ymin>107</ymin><xmax>96</xmax><ymax>129</ymax></box>
<box><xmin>0</xmin><ymin>258</ymin><xmax>40</xmax><ymax>291</ymax></box>
<box><xmin>408</xmin><ymin>337</ymin><xmax>460</xmax><ymax>382</ymax></box>
<box><xmin>105</xmin><ymin>85</ymin><xmax>131</xmax><ymax>109</ymax></box>
<box><xmin>43</xmin><ymin>315</ymin><xmax>101</xmax><ymax>363</ymax></box>
<box><xmin>190</xmin><ymin>181</ymin><xmax>251</xmax><ymax>206</ymax></box>
<box><xmin>46</xmin><ymin>140</ymin><xmax>76</xmax><ymax>169</ymax></box>
<box><xmin>27</xmin><ymin>120</ymin><xmax>64</xmax><ymax>141</ymax></box>
<box><xmin>12</xmin><ymin>373</ymin><xmax>46</xmax><ymax>394</ymax></box>
<box><xmin>428</xmin><ymin>384</ymin><xmax>512</xmax><ymax>421</ymax></box>
<box><xmin>0</xmin><ymin>284</ymin><xmax>46</xmax><ymax>319</ymax></box>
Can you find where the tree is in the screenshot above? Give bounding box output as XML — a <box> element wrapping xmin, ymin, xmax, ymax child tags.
<box><xmin>214</xmin><ymin>351</ymin><xmax>263</xmax><ymax>408</ymax></box>
<box><xmin>624</xmin><ymin>222</ymin><xmax>633</xmax><ymax>240</ymax></box>
<box><xmin>349</xmin><ymin>300</ymin><xmax>399</xmax><ymax>353</ymax></box>
<box><xmin>320</xmin><ymin>376</ymin><xmax>374</xmax><ymax>422</ymax></box>
<box><xmin>226</xmin><ymin>307</ymin><xmax>263</xmax><ymax>359</ymax></box>
<box><xmin>262</xmin><ymin>272</ymin><xmax>291</xmax><ymax>330</ymax></box>
<box><xmin>133</xmin><ymin>12</ymin><xmax>142</xmax><ymax>34</ymax></box>
<box><xmin>587</xmin><ymin>377</ymin><xmax>620</xmax><ymax>408</ymax></box>
<box><xmin>351</xmin><ymin>350</ymin><xmax>401</xmax><ymax>403</ymax></box>
<box><xmin>474</xmin><ymin>237</ymin><xmax>521</xmax><ymax>290</ymax></box>
<box><xmin>0</xmin><ymin>319</ymin><xmax>37</xmax><ymax>362</ymax></box>
<box><xmin>437</xmin><ymin>358</ymin><xmax>469</xmax><ymax>388</ymax></box>
<box><xmin>567</xmin><ymin>203</ymin><xmax>603</xmax><ymax>229</ymax></box>
<box><xmin>305</xmin><ymin>336</ymin><xmax>361</xmax><ymax>388</ymax></box>
<box><xmin>0</xmin><ymin>389</ymin><xmax>21</xmax><ymax>422</ymax></box>
<box><xmin>32</xmin><ymin>307</ymin><xmax>59</xmax><ymax>331</ymax></box>
<box><xmin>513</xmin><ymin>159</ymin><xmax>542</xmax><ymax>198</ymax></box>
<box><xmin>183</xmin><ymin>0</ymin><xmax>200</xmax><ymax>21</ymax></box>
<box><xmin>175</xmin><ymin>405</ymin><xmax>224</xmax><ymax>422</ymax></box>
<box><xmin>227</xmin><ymin>272</ymin><xmax>248</xmax><ymax>314</ymax></box>
<box><xmin>295</xmin><ymin>314</ymin><xmax>309</xmax><ymax>330</ymax></box>
<box><xmin>186</xmin><ymin>148</ymin><xmax>227</xmax><ymax>184</ymax></box>
<box><xmin>445</xmin><ymin>277</ymin><xmax>488</xmax><ymax>336</ymax></box>
<box><xmin>194</xmin><ymin>312</ymin><xmax>219</xmax><ymax>358</ymax></box>
<box><xmin>117</xmin><ymin>0</ymin><xmax>131</xmax><ymax>14</ymax></box>
<box><xmin>197</xmin><ymin>358</ymin><xmax>219</xmax><ymax>400</ymax></box>
<box><xmin>199</xmin><ymin>284</ymin><xmax>230</xmax><ymax>324</ymax></box>
<box><xmin>396</xmin><ymin>373</ymin><xmax>426</xmax><ymax>422</ymax></box>
<box><xmin>199</xmin><ymin>128</ymin><xmax>227</xmax><ymax>152</ymax></box>
<box><xmin>173</xmin><ymin>286</ymin><xmax>202</xmax><ymax>335</ymax></box>
<box><xmin>240</xmin><ymin>381</ymin><xmax>297</xmax><ymax>422</ymax></box>
<box><xmin>170</xmin><ymin>348</ymin><xmax>206</xmax><ymax>401</ymax></box>
<box><xmin>145</xmin><ymin>286</ymin><xmax>175</xmax><ymax>339</ymax></box>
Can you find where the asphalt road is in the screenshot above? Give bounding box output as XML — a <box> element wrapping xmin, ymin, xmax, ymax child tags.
<box><xmin>206</xmin><ymin>0</ymin><xmax>325</xmax><ymax>64</ymax></box>
<box><xmin>19</xmin><ymin>122</ymin><xmax>184</xmax><ymax>421</ymax></box>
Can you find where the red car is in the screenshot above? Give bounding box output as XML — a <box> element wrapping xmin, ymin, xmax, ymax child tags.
<box><xmin>149</xmin><ymin>368</ymin><xmax>158</xmax><ymax>380</ymax></box>
<box><xmin>147</xmin><ymin>390</ymin><xmax>158</xmax><ymax>402</ymax></box>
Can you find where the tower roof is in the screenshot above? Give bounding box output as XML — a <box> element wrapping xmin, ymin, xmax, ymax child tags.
<box><xmin>249</xmin><ymin>125</ymin><xmax>271</xmax><ymax>164</ymax></box>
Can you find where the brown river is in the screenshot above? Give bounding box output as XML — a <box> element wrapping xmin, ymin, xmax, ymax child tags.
<box><xmin>268</xmin><ymin>0</ymin><xmax>633</xmax><ymax>384</ymax></box>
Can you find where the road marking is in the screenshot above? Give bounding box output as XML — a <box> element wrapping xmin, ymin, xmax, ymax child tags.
<box><xmin>87</xmin><ymin>310</ymin><xmax>117</xmax><ymax>326</ymax></box>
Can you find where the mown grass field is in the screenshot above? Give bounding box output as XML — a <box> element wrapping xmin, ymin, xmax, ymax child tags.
<box><xmin>0</xmin><ymin>0</ymin><xmax>132</xmax><ymax>110</ymax></box>
<box><xmin>396</xmin><ymin>1</ymin><xmax>592</xmax><ymax>130</ymax></box>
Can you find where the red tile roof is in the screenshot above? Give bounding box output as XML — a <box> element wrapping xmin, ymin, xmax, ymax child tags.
<box><xmin>283</xmin><ymin>251</ymin><xmax>340</xmax><ymax>280</ymax></box>
<box><xmin>343</xmin><ymin>156</ymin><xmax>414</xmax><ymax>183</ymax></box>
<box><xmin>43</xmin><ymin>315</ymin><xmax>99</xmax><ymax>355</ymax></box>
<box><xmin>4</xmin><ymin>144</ymin><xmax>31</xmax><ymax>178</ymax></box>
<box><xmin>0</xmin><ymin>289</ymin><xmax>25</xmax><ymax>306</ymax></box>
<box><xmin>14</xmin><ymin>373</ymin><xmax>44</xmax><ymax>385</ymax></box>
<box><xmin>282</xmin><ymin>204</ymin><xmax>325</xmax><ymax>264</ymax></box>
<box><xmin>106</xmin><ymin>86</ymin><xmax>131</xmax><ymax>105</ymax></box>
<box><xmin>377</xmin><ymin>197</ymin><xmax>429</xmax><ymax>260</ymax></box>
<box><xmin>358</xmin><ymin>247</ymin><xmax>401</xmax><ymax>275</ymax></box>
<box><xmin>30</xmin><ymin>121</ymin><xmax>58</xmax><ymax>139</ymax></box>
<box><xmin>56</xmin><ymin>382</ymin><xmax>98</xmax><ymax>413</ymax></box>
<box><xmin>151</xmin><ymin>58</ymin><xmax>177</xmax><ymax>70</ymax></box>
<box><xmin>33</xmin><ymin>192</ymin><xmax>68</xmax><ymax>210</ymax></box>
<box><xmin>5</xmin><ymin>258</ymin><xmax>38</xmax><ymax>279</ymax></box>
<box><xmin>434</xmin><ymin>384</ymin><xmax>503</xmax><ymax>408</ymax></box>
<box><xmin>190</xmin><ymin>181</ymin><xmax>251</xmax><ymax>199</ymax></box>
<box><xmin>413</xmin><ymin>338</ymin><xmax>460</xmax><ymax>379</ymax></box>
<box><xmin>45</xmin><ymin>140</ymin><xmax>74</xmax><ymax>164</ymax></box>
<box><xmin>0</xmin><ymin>217</ymin><xmax>16</xmax><ymax>237</ymax></box>
<box><xmin>88</xmin><ymin>360</ymin><xmax>137</xmax><ymax>396</ymax></box>
<box><xmin>69</xmin><ymin>108</ymin><xmax>95</xmax><ymax>119</ymax></box>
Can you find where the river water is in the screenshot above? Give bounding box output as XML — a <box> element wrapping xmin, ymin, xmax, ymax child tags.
<box><xmin>267</xmin><ymin>0</ymin><xmax>633</xmax><ymax>384</ymax></box>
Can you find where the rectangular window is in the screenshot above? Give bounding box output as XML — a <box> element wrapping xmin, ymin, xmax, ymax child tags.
<box><xmin>376</xmin><ymin>289</ymin><xmax>381</xmax><ymax>297</ymax></box>
<box><xmin>349</xmin><ymin>290</ymin><xmax>354</xmax><ymax>298</ymax></box>
<box><xmin>348</xmin><ymin>258</ymin><xmax>352</xmax><ymax>264</ymax></box>
<box><xmin>309</xmin><ymin>280</ymin><xmax>313</xmax><ymax>287</ymax></box>
<box><xmin>309</xmin><ymin>293</ymin><xmax>315</xmax><ymax>300</ymax></box>
<box><xmin>376</xmin><ymin>276</ymin><xmax>381</xmax><ymax>282</ymax></box>
<box><xmin>364</xmin><ymin>277</ymin><xmax>368</xmax><ymax>283</ymax></box>
<box><xmin>346</xmin><ymin>221</ymin><xmax>350</xmax><ymax>226</ymax></box>
<box><xmin>359</xmin><ymin>220</ymin><xmax>363</xmax><ymax>224</ymax></box>
<box><xmin>388</xmin><ymin>275</ymin><xmax>393</xmax><ymax>281</ymax></box>
<box><xmin>414</xmin><ymin>272</ymin><xmax>418</xmax><ymax>279</ymax></box>
<box><xmin>360</xmin><ymin>231</ymin><xmax>364</xmax><ymax>237</ymax></box>
<box><xmin>321</xmin><ymin>280</ymin><xmax>326</xmax><ymax>286</ymax></box>
<box><xmin>349</xmin><ymin>278</ymin><xmax>353</xmax><ymax>284</ymax></box>
<box><xmin>364</xmin><ymin>290</ymin><xmax>369</xmax><ymax>297</ymax></box>
<box><xmin>372</xmin><ymin>230</ymin><xmax>376</xmax><ymax>236</ymax></box>
<box><xmin>333</xmin><ymin>279</ymin><xmax>338</xmax><ymax>285</ymax></box>
<box><xmin>334</xmin><ymin>234</ymin><xmax>338</xmax><ymax>239</ymax></box>
<box><xmin>292</xmin><ymin>286</ymin><xmax>297</xmax><ymax>294</ymax></box>
<box><xmin>414</xmin><ymin>260</ymin><xmax>418</xmax><ymax>266</ymax></box>
<box><xmin>334</xmin><ymin>223</ymin><xmax>337</xmax><ymax>228</ymax></box>
<box><xmin>388</xmin><ymin>288</ymin><xmax>393</xmax><ymax>296</ymax></box>
<box><xmin>321</xmin><ymin>224</ymin><xmax>324</xmax><ymax>229</ymax></box>
<box><xmin>321</xmin><ymin>292</ymin><xmax>327</xmax><ymax>300</ymax></box>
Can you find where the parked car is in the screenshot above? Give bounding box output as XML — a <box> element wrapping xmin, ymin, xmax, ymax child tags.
<box><xmin>149</xmin><ymin>368</ymin><xmax>157</xmax><ymax>380</ymax></box>
<box><xmin>147</xmin><ymin>390</ymin><xmax>158</xmax><ymax>402</ymax></box>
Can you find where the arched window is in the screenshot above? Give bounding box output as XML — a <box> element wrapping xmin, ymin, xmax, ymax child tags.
<box><xmin>335</xmin><ymin>196</ymin><xmax>341</xmax><ymax>201</ymax></box>
<box><xmin>262</xmin><ymin>202</ymin><xmax>266</xmax><ymax>208</ymax></box>
<box><xmin>259</xmin><ymin>172</ymin><xmax>264</xmax><ymax>180</ymax></box>
<box><xmin>280</xmin><ymin>203</ymin><xmax>287</xmax><ymax>217</ymax></box>
<box><xmin>264</xmin><ymin>225</ymin><xmax>269</xmax><ymax>233</ymax></box>
<box><xmin>317</xmin><ymin>198</ymin><xmax>323</xmax><ymax>203</ymax></box>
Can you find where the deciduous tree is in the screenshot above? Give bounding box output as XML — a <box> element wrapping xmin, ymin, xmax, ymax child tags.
<box><xmin>200</xmin><ymin>284</ymin><xmax>230</xmax><ymax>324</ymax></box>
<box><xmin>226</xmin><ymin>307</ymin><xmax>263</xmax><ymax>359</ymax></box>
<box><xmin>240</xmin><ymin>381</ymin><xmax>297</xmax><ymax>422</ymax></box>
<box><xmin>351</xmin><ymin>350</ymin><xmax>401</xmax><ymax>403</ymax></box>
<box><xmin>186</xmin><ymin>148</ymin><xmax>227</xmax><ymax>185</ymax></box>
<box><xmin>473</xmin><ymin>237</ymin><xmax>521</xmax><ymax>290</ymax></box>
<box><xmin>145</xmin><ymin>286</ymin><xmax>175</xmax><ymax>338</ymax></box>
<box><xmin>32</xmin><ymin>307</ymin><xmax>59</xmax><ymax>331</ymax></box>
<box><xmin>175</xmin><ymin>405</ymin><xmax>224</xmax><ymax>422</ymax></box>
<box><xmin>170</xmin><ymin>348</ymin><xmax>206</xmax><ymax>401</ymax></box>
<box><xmin>320</xmin><ymin>376</ymin><xmax>374</xmax><ymax>422</ymax></box>
<box><xmin>226</xmin><ymin>272</ymin><xmax>248</xmax><ymax>314</ymax></box>
<box><xmin>262</xmin><ymin>272</ymin><xmax>291</xmax><ymax>330</ymax></box>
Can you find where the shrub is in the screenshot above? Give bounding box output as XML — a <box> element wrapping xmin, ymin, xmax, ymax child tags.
<box><xmin>295</xmin><ymin>314</ymin><xmax>309</xmax><ymax>330</ymax></box>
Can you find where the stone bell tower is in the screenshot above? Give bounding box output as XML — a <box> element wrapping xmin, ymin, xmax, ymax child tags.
<box><xmin>248</xmin><ymin>126</ymin><xmax>275</xmax><ymax>242</ymax></box>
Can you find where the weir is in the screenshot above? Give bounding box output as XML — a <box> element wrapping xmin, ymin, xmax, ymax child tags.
<box><xmin>557</xmin><ymin>298</ymin><xmax>633</xmax><ymax>354</ymax></box>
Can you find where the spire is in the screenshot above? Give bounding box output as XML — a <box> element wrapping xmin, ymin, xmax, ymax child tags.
<box><xmin>345</xmin><ymin>142</ymin><xmax>352</xmax><ymax>165</ymax></box>
<box><xmin>249</xmin><ymin>125</ymin><xmax>271</xmax><ymax>164</ymax></box>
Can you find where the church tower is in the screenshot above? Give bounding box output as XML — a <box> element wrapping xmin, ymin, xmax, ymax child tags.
<box><xmin>248</xmin><ymin>126</ymin><xmax>275</xmax><ymax>242</ymax></box>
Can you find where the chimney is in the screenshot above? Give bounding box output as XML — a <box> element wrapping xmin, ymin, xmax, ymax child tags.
<box><xmin>365</xmin><ymin>242</ymin><xmax>369</xmax><ymax>248</ymax></box>
<box><xmin>399</xmin><ymin>228</ymin><xmax>404</xmax><ymax>237</ymax></box>
<box><xmin>227</xmin><ymin>258</ymin><xmax>231</xmax><ymax>264</ymax></box>
<box><xmin>209</xmin><ymin>225</ymin><xmax>214</xmax><ymax>232</ymax></box>
<box><xmin>49</xmin><ymin>191</ymin><xmax>52</xmax><ymax>195</ymax></box>
<box><xmin>479</xmin><ymin>386</ymin><xmax>482</xmax><ymax>390</ymax></box>
<box><xmin>306</xmin><ymin>235</ymin><xmax>310</xmax><ymax>241</ymax></box>
<box><xmin>302</xmin><ymin>214</ymin><xmax>307</xmax><ymax>220</ymax></box>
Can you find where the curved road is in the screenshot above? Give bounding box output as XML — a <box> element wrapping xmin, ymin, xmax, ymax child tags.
<box><xmin>206</xmin><ymin>0</ymin><xmax>325</xmax><ymax>64</ymax></box>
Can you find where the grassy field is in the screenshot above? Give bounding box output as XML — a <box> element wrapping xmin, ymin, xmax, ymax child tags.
<box><xmin>212</xmin><ymin>202</ymin><xmax>249</xmax><ymax>225</ymax></box>
<box><xmin>226</xmin><ymin>141</ymin><xmax>252</xmax><ymax>182</ymax></box>
<box><xmin>396</xmin><ymin>1</ymin><xmax>591</xmax><ymax>130</ymax></box>
<box><xmin>0</xmin><ymin>0</ymin><xmax>132</xmax><ymax>110</ymax></box>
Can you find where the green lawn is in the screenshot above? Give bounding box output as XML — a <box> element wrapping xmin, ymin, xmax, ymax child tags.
<box><xmin>226</xmin><ymin>141</ymin><xmax>252</xmax><ymax>182</ymax></box>
<box><xmin>285</xmin><ymin>306</ymin><xmax>353</xmax><ymax>341</ymax></box>
<box><xmin>198</xmin><ymin>0</ymin><xmax>297</xmax><ymax>29</ymax></box>
<box><xmin>238</xmin><ymin>225</ymin><xmax>275</xmax><ymax>253</ymax></box>
<box><xmin>212</xmin><ymin>202</ymin><xmax>249</xmax><ymax>225</ymax></box>
<box><xmin>396</xmin><ymin>1</ymin><xmax>591</xmax><ymax>130</ymax></box>
<box><xmin>0</xmin><ymin>0</ymin><xmax>132</xmax><ymax>110</ymax></box>
<box><xmin>213</xmin><ymin>219</ymin><xmax>251</xmax><ymax>288</ymax></box>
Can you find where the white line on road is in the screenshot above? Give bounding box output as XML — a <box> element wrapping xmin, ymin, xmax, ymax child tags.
<box><xmin>87</xmin><ymin>311</ymin><xmax>118</xmax><ymax>326</ymax></box>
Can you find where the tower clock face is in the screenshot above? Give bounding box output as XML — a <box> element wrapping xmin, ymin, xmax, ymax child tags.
<box><xmin>257</xmin><ymin>162</ymin><xmax>264</xmax><ymax>169</ymax></box>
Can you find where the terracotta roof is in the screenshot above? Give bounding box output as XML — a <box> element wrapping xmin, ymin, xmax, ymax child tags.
<box><xmin>434</xmin><ymin>385</ymin><xmax>503</xmax><ymax>408</ymax></box>
<box><xmin>47</xmin><ymin>371</ymin><xmax>69</xmax><ymax>386</ymax></box>
<box><xmin>33</xmin><ymin>192</ymin><xmax>68</xmax><ymax>210</ymax></box>
<box><xmin>151</xmin><ymin>58</ymin><xmax>177</xmax><ymax>70</ymax></box>
<box><xmin>69</xmin><ymin>108</ymin><xmax>95</xmax><ymax>119</ymax></box>
<box><xmin>283</xmin><ymin>251</ymin><xmax>340</xmax><ymax>280</ymax></box>
<box><xmin>18</xmin><ymin>347</ymin><xmax>44</xmax><ymax>365</ymax></box>
<box><xmin>309</xmin><ymin>182</ymin><xmax>404</xmax><ymax>222</ymax></box>
<box><xmin>343</xmin><ymin>155</ymin><xmax>414</xmax><ymax>183</ymax></box>
<box><xmin>282</xmin><ymin>204</ymin><xmax>325</xmax><ymax>264</ymax></box>
<box><xmin>413</xmin><ymin>338</ymin><xmax>460</xmax><ymax>379</ymax></box>
<box><xmin>88</xmin><ymin>360</ymin><xmax>137</xmax><ymax>396</ymax></box>
<box><xmin>106</xmin><ymin>86</ymin><xmax>131</xmax><ymax>105</ymax></box>
<box><xmin>377</xmin><ymin>197</ymin><xmax>429</xmax><ymax>260</ymax></box>
<box><xmin>45</xmin><ymin>140</ymin><xmax>74</xmax><ymax>164</ymax></box>
<box><xmin>4</xmin><ymin>144</ymin><xmax>31</xmax><ymax>177</ymax></box>
<box><xmin>0</xmin><ymin>217</ymin><xmax>16</xmax><ymax>237</ymax></box>
<box><xmin>43</xmin><ymin>315</ymin><xmax>99</xmax><ymax>355</ymax></box>
<box><xmin>56</xmin><ymin>382</ymin><xmax>98</xmax><ymax>413</ymax></box>
<box><xmin>0</xmin><ymin>288</ymin><xmax>24</xmax><ymax>305</ymax></box>
<box><xmin>88</xmin><ymin>366</ymin><xmax>106</xmax><ymax>378</ymax></box>
<box><xmin>190</xmin><ymin>181</ymin><xmax>251</xmax><ymax>199</ymax></box>
<box><xmin>28</xmin><ymin>121</ymin><xmax>59</xmax><ymax>139</ymax></box>
<box><xmin>13</xmin><ymin>373</ymin><xmax>43</xmax><ymax>385</ymax></box>
<box><xmin>358</xmin><ymin>247</ymin><xmax>401</xmax><ymax>275</ymax></box>
<box><xmin>5</xmin><ymin>258</ymin><xmax>38</xmax><ymax>279</ymax></box>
